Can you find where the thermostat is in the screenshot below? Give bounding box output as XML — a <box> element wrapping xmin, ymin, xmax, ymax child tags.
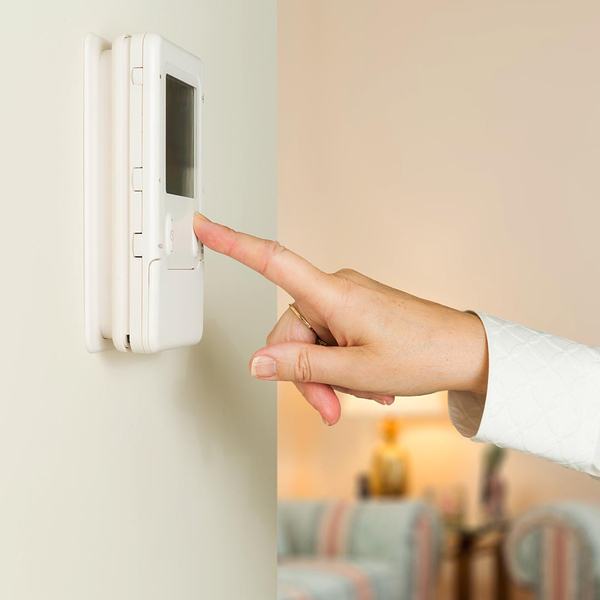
<box><xmin>84</xmin><ymin>33</ymin><xmax>204</xmax><ymax>353</ymax></box>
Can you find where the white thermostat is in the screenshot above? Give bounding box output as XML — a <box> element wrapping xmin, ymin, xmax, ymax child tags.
<box><xmin>84</xmin><ymin>32</ymin><xmax>204</xmax><ymax>353</ymax></box>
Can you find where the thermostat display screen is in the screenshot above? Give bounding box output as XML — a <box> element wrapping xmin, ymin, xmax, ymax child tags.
<box><xmin>166</xmin><ymin>75</ymin><xmax>195</xmax><ymax>198</ymax></box>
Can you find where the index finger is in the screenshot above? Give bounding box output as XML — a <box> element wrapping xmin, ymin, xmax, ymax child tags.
<box><xmin>193</xmin><ymin>213</ymin><xmax>327</xmax><ymax>301</ymax></box>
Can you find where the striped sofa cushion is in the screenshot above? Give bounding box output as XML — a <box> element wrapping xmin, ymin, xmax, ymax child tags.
<box><xmin>277</xmin><ymin>558</ymin><xmax>402</xmax><ymax>600</ymax></box>
<box><xmin>315</xmin><ymin>503</ymin><xmax>435</xmax><ymax>599</ymax></box>
<box><xmin>505</xmin><ymin>503</ymin><xmax>600</xmax><ymax>600</ymax></box>
<box><xmin>278</xmin><ymin>501</ymin><xmax>440</xmax><ymax>600</ymax></box>
<box><xmin>317</xmin><ymin>502</ymin><xmax>355</xmax><ymax>557</ymax></box>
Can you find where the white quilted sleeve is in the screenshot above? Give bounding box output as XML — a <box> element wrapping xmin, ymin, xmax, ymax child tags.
<box><xmin>448</xmin><ymin>313</ymin><xmax>600</xmax><ymax>477</ymax></box>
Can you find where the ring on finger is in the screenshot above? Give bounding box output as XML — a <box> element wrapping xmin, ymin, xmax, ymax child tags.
<box><xmin>289</xmin><ymin>303</ymin><xmax>329</xmax><ymax>346</ymax></box>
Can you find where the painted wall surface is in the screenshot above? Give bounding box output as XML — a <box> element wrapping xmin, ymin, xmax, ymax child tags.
<box><xmin>278</xmin><ymin>0</ymin><xmax>600</xmax><ymax>515</ymax></box>
<box><xmin>0</xmin><ymin>2</ymin><xmax>276</xmax><ymax>599</ymax></box>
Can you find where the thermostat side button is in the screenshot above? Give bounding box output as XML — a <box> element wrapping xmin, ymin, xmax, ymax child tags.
<box><xmin>131</xmin><ymin>67</ymin><xmax>143</xmax><ymax>85</ymax></box>
<box><xmin>132</xmin><ymin>233</ymin><xmax>143</xmax><ymax>258</ymax></box>
<box><xmin>132</xmin><ymin>167</ymin><xmax>143</xmax><ymax>192</ymax></box>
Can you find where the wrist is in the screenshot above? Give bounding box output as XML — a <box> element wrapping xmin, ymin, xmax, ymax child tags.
<box><xmin>459</xmin><ymin>311</ymin><xmax>489</xmax><ymax>395</ymax></box>
<box><xmin>440</xmin><ymin>309</ymin><xmax>489</xmax><ymax>395</ymax></box>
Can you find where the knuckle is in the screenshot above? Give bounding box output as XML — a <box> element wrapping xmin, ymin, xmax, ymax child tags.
<box><xmin>334</xmin><ymin>268</ymin><xmax>358</xmax><ymax>278</ymax></box>
<box><xmin>260</xmin><ymin>240</ymin><xmax>287</xmax><ymax>275</ymax></box>
<box><xmin>294</xmin><ymin>347</ymin><xmax>313</xmax><ymax>382</ymax></box>
<box><xmin>333</xmin><ymin>268</ymin><xmax>364</xmax><ymax>286</ymax></box>
<box><xmin>331</xmin><ymin>268</ymin><xmax>360</xmax><ymax>302</ymax></box>
<box><xmin>267</xmin><ymin>239</ymin><xmax>286</xmax><ymax>256</ymax></box>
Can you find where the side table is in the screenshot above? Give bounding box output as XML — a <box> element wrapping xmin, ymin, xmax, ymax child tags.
<box><xmin>444</xmin><ymin>519</ymin><xmax>510</xmax><ymax>600</ymax></box>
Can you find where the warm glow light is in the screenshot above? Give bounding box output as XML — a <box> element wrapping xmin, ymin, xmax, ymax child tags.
<box><xmin>340</xmin><ymin>391</ymin><xmax>447</xmax><ymax>418</ymax></box>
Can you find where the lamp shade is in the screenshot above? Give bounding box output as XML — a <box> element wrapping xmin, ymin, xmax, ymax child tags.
<box><xmin>340</xmin><ymin>390</ymin><xmax>447</xmax><ymax>418</ymax></box>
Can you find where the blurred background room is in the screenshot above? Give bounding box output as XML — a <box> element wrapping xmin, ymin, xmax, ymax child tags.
<box><xmin>277</xmin><ymin>1</ymin><xmax>600</xmax><ymax>598</ymax></box>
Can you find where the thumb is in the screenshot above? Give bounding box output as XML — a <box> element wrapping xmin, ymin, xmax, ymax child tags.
<box><xmin>249</xmin><ymin>342</ymin><xmax>361</xmax><ymax>386</ymax></box>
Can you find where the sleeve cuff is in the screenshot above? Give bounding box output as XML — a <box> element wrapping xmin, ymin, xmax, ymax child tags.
<box><xmin>447</xmin><ymin>311</ymin><xmax>488</xmax><ymax>438</ymax></box>
<box><xmin>447</xmin><ymin>311</ymin><xmax>600</xmax><ymax>476</ymax></box>
<box><xmin>448</xmin><ymin>389</ymin><xmax>486</xmax><ymax>438</ymax></box>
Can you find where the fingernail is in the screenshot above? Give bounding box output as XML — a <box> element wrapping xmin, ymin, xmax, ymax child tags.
<box><xmin>321</xmin><ymin>417</ymin><xmax>330</xmax><ymax>426</ymax></box>
<box><xmin>194</xmin><ymin>212</ymin><xmax>210</xmax><ymax>222</ymax></box>
<box><xmin>251</xmin><ymin>356</ymin><xmax>277</xmax><ymax>379</ymax></box>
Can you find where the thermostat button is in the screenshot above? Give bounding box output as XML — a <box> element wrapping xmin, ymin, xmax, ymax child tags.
<box><xmin>132</xmin><ymin>233</ymin><xmax>143</xmax><ymax>258</ymax></box>
<box><xmin>132</xmin><ymin>167</ymin><xmax>143</xmax><ymax>192</ymax></box>
<box><xmin>131</xmin><ymin>67</ymin><xmax>143</xmax><ymax>85</ymax></box>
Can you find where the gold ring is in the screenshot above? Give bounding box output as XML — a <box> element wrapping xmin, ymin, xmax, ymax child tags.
<box><xmin>289</xmin><ymin>303</ymin><xmax>329</xmax><ymax>346</ymax></box>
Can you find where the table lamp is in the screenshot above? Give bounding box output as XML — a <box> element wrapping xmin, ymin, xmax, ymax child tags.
<box><xmin>340</xmin><ymin>391</ymin><xmax>447</xmax><ymax>497</ymax></box>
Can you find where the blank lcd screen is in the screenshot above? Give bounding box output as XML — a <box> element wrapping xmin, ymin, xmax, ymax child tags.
<box><xmin>166</xmin><ymin>75</ymin><xmax>195</xmax><ymax>198</ymax></box>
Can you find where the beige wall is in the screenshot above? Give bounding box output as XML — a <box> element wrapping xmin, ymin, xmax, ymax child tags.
<box><xmin>278</xmin><ymin>0</ymin><xmax>600</xmax><ymax>516</ymax></box>
<box><xmin>0</xmin><ymin>2</ymin><xmax>276</xmax><ymax>599</ymax></box>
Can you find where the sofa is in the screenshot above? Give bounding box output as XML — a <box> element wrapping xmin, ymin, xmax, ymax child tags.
<box><xmin>278</xmin><ymin>500</ymin><xmax>442</xmax><ymax>600</ymax></box>
<box><xmin>504</xmin><ymin>502</ymin><xmax>600</xmax><ymax>600</ymax></box>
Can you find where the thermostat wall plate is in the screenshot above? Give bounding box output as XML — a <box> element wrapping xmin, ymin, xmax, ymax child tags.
<box><xmin>84</xmin><ymin>32</ymin><xmax>204</xmax><ymax>354</ymax></box>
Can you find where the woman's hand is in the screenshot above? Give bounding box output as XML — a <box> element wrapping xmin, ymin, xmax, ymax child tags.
<box><xmin>193</xmin><ymin>213</ymin><xmax>488</xmax><ymax>426</ymax></box>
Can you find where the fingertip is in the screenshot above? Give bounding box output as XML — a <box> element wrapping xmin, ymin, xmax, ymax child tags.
<box><xmin>295</xmin><ymin>382</ymin><xmax>341</xmax><ymax>427</ymax></box>
<box><xmin>372</xmin><ymin>394</ymin><xmax>395</xmax><ymax>406</ymax></box>
<box><xmin>193</xmin><ymin>212</ymin><xmax>212</xmax><ymax>237</ymax></box>
<box><xmin>251</xmin><ymin>356</ymin><xmax>277</xmax><ymax>379</ymax></box>
<box><xmin>377</xmin><ymin>395</ymin><xmax>395</xmax><ymax>406</ymax></box>
<box><xmin>311</xmin><ymin>387</ymin><xmax>341</xmax><ymax>426</ymax></box>
<box><xmin>325</xmin><ymin>411</ymin><xmax>341</xmax><ymax>426</ymax></box>
<box><xmin>193</xmin><ymin>213</ymin><xmax>232</xmax><ymax>254</ymax></box>
<box><xmin>320</xmin><ymin>395</ymin><xmax>341</xmax><ymax>426</ymax></box>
